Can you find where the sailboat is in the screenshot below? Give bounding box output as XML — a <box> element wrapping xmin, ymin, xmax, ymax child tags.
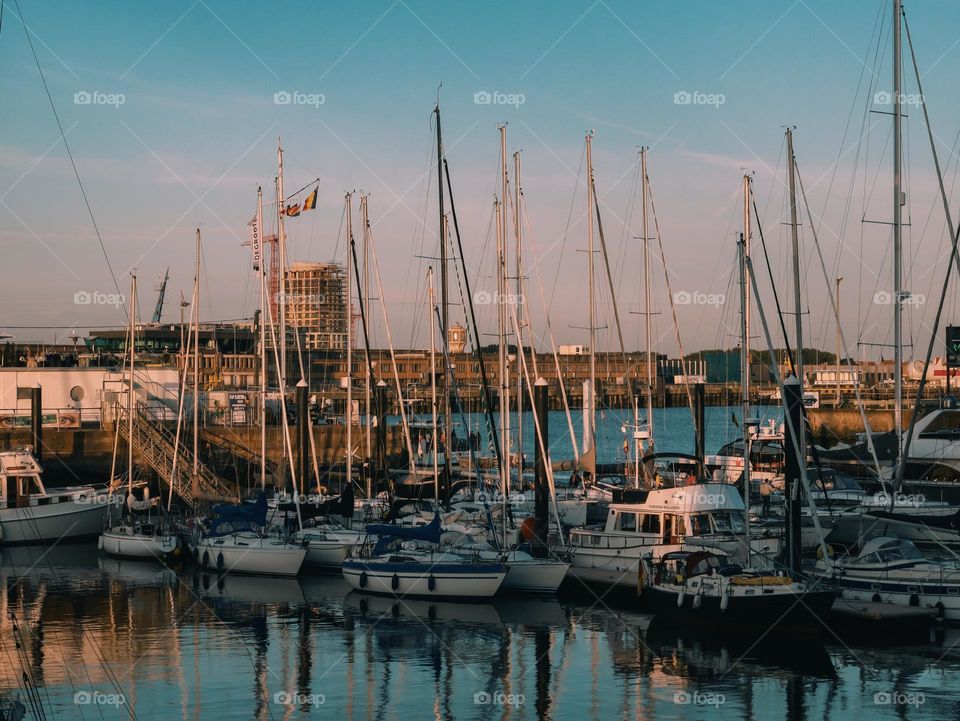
<box><xmin>99</xmin><ymin>274</ymin><xmax>179</xmax><ymax>561</ymax></box>
<box><xmin>184</xmin><ymin>218</ymin><xmax>306</xmax><ymax>576</ymax></box>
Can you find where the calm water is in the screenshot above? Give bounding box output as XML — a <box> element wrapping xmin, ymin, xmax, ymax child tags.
<box><xmin>402</xmin><ymin>405</ymin><xmax>785</xmax><ymax>464</ymax></box>
<box><xmin>1</xmin><ymin>543</ymin><xmax>957</xmax><ymax>721</ymax></box>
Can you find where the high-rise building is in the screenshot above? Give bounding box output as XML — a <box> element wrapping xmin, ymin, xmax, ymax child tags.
<box><xmin>284</xmin><ymin>262</ymin><xmax>347</xmax><ymax>350</ymax></box>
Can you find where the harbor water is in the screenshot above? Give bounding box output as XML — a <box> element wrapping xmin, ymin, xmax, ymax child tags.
<box><xmin>0</xmin><ymin>543</ymin><xmax>955</xmax><ymax>720</ymax></box>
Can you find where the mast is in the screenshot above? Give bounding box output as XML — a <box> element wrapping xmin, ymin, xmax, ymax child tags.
<box><xmin>514</xmin><ymin>150</ymin><xmax>523</xmax><ymax>474</ymax></box>
<box><xmin>257</xmin><ymin>187</ymin><xmax>267</xmax><ymax>490</ymax></box>
<box><xmin>893</xmin><ymin>0</ymin><xmax>904</xmax><ymax>457</ymax></box>
<box><xmin>192</xmin><ymin>228</ymin><xmax>200</xmax><ymax>491</ymax></box>
<box><xmin>742</xmin><ymin>173</ymin><xmax>751</xmax><ymax>423</ymax></box>
<box><xmin>586</xmin><ymin>132</ymin><xmax>597</xmax><ymax>455</ymax></box>
<box><xmin>641</xmin><ymin>147</ymin><xmax>654</xmax><ymax>439</ymax></box>
<box><xmin>277</xmin><ymin>141</ymin><xmax>287</xmax><ymax>387</ymax></box>
<box><xmin>786</xmin><ymin>129</ymin><xmax>806</xmax><ymax>457</ymax></box>
<box><xmin>739</xmin><ymin>176</ymin><xmax>752</xmax><ymax>567</ymax></box>
<box><xmin>345</xmin><ymin>192</ymin><xmax>353</xmax><ymax>495</ymax></box>
<box><xmin>127</xmin><ymin>273</ymin><xmax>136</xmax><ymax>505</ymax></box>
<box><xmin>498</xmin><ymin>124</ymin><xmax>510</xmax><ymax>499</ymax></box>
<box><xmin>434</xmin><ymin>103</ymin><xmax>452</xmax><ymax>502</ymax></box>
<box><xmin>428</xmin><ymin>267</ymin><xmax>439</xmax><ymax>502</ymax></box>
<box><xmin>362</xmin><ymin>195</ymin><xmax>372</xmax><ymax>482</ymax></box>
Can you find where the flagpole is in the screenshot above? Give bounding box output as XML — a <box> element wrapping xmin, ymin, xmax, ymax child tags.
<box><xmin>257</xmin><ymin>187</ymin><xmax>266</xmax><ymax>491</ymax></box>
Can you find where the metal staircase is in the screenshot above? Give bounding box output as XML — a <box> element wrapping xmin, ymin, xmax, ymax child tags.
<box><xmin>116</xmin><ymin>400</ymin><xmax>238</xmax><ymax>509</ymax></box>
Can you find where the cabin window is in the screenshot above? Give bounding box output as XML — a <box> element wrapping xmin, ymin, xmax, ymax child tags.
<box><xmin>689</xmin><ymin>514</ymin><xmax>711</xmax><ymax>536</ymax></box>
<box><xmin>640</xmin><ymin>513</ymin><xmax>660</xmax><ymax>534</ymax></box>
<box><xmin>618</xmin><ymin>512</ymin><xmax>637</xmax><ymax>532</ymax></box>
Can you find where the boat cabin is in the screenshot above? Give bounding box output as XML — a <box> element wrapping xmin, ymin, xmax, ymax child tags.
<box><xmin>0</xmin><ymin>450</ymin><xmax>49</xmax><ymax>510</ymax></box>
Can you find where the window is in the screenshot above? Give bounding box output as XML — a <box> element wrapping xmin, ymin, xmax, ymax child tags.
<box><xmin>640</xmin><ymin>513</ymin><xmax>660</xmax><ymax>534</ymax></box>
<box><xmin>618</xmin><ymin>512</ymin><xmax>637</xmax><ymax>532</ymax></box>
<box><xmin>688</xmin><ymin>514</ymin><xmax>711</xmax><ymax>536</ymax></box>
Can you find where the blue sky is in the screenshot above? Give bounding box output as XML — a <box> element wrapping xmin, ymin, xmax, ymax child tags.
<box><xmin>3</xmin><ymin>0</ymin><xmax>960</xmax><ymax>361</ymax></box>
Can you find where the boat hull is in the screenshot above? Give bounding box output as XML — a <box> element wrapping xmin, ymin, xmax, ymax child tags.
<box><xmin>0</xmin><ymin>495</ymin><xmax>111</xmax><ymax>545</ymax></box>
<box><xmin>342</xmin><ymin>559</ymin><xmax>506</xmax><ymax>598</ymax></box>
<box><xmin>99</xmin><ymin>529</ymin><xmax>178</xmax><ymax>560</ymax></box>
<box><xmin>643</xmin><ymin>585</ymin><xmax>836</xmax><ymax>629</ymax></box>
<box><xmin>832</xmin><ymin>575</ymin><xmax>960</xmax><ymax>621</ymax></box>
<box><xmin>501</xmin><ymin>559</ymin><xmax>570</xmax><ymax>594</ymax></box>
<box><xmin>193</xmin><ymin>538</ymin><xmax>306</xmax><ymax>576</ymax></box>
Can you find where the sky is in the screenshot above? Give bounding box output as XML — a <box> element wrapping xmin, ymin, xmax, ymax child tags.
<box><xmin>3</xmin><ymin>0</ymin><xmax>960</xmax><ymax>363</ymax></box>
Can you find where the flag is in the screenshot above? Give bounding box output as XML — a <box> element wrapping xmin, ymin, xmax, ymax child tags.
<box><xmin>285</xmin><ymin>203</ymin><xmax>301</xmax><ymax>217</ymax></box>
<box><xmin>302</xmin><ymin>187</ymin><xmax>318</xmax><ymax>211</ymax></box>
<box><xmin>250</xmin><ymin>203</ymin><xmax>262</xmax><ymax>272</ymax></box>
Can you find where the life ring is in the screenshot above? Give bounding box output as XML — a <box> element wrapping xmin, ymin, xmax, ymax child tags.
<box><xmin>359</xmin><ymin>572</ymin><xmax>368</xmax><ymax>589</ymax></box>
<box><xmin>202</xmin><ymin>550</ymin><xmax>210</xmax><ymax>568</ymax></box>
<box><xmin>391</xmin><ymin>573</ymin><xmax>400</xmax><ymax>591</ymax></box>
<box><xmin>217</xmin><ymin>552</ymin><xmax>225</xmax><ymax>570</ymax></box>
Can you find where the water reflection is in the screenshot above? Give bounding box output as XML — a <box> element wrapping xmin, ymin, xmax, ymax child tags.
<box><xmin>0</xmin><ymin>545</ymin><xmax>957</xmax><ymax>720</ymax></box>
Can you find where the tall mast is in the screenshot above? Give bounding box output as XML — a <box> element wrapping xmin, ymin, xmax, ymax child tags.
<box><xmin>742</xmin><ymin>172</ymin><xmax>752</xmax><ymax>424</ymax></box>
<box><xmin>345</xmin><ymin>192</ymin><xmax>353</xmax><ymax>495</ymax></box>
<box><xmin>893</xmin><ymin>0</ymin><xmax>904</xmax><ymax>456</ymax></box>
<box><xmin>192</xmin><ymin>228</ymin><xmax>200</xmax><ymax>487</ymax></box>
<box><xmin>586</xmin><ymin>132</ymin><xmax>597</xmax><ymax>453</ymax></box>
<box><xmin>641</xmin><ymin>147</ymin><xmax>654</xmax><ymax>439</ymax></box>
<box><xmin>127</xmin><ymin>273</ymin><xmax>136</xmax><ymax>498</ymax></box>
<box><xmin>428</xmin><ymin>267</ymin><xmax>439</xmax><ymax>502</ymax></box>
<box><xmin>786</xmin><ymin>129</ymin><xmax>805</xmax><ymax>441</ymax></box>
<box><xmin>434</xmin><ymin>103</ymin><xmax>452</xmax><ymax>501</ymax></box>
<box><xmin>740</xmin><ymin>175</ymin><xmax>752</xmax><ymax>566</ymax></box>
<box><xmin>257</xmin><ymin>188</ymin><xmax>266</xmax><ymax>490</ymax></box>
<box><xmin>362</xmin><ymin>195</ymin><xmax>372</xmax><ymax>476</ymax></box>
<box><xmin>514</xmin><ymin>150</ymin><xmax>523</xmax><ymax>472</ymax></box>
<box><xmin>277</xmin><ymin>141</ymin><xmax>287</xmax><ymax>387</ymax></box>
<box><xmin>498</xmin><ymin>124</ymin><xmax>510</xmax><ymax>492</ymax></box>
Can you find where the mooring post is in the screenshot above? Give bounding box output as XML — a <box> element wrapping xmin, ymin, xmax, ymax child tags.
<box><xmin>296</xmin><ymin>379</ymin><xmax>308</xmax><ymax>496</ymax></box>
<box><xmin>694</xmin><ymin>383</ymin><xmax>705</xmax><ymax>474</ymax></box>
<box><xmin>30</xmin><ymin>385</ymin><xmax>42</xmax><ymax>464</ymax></box>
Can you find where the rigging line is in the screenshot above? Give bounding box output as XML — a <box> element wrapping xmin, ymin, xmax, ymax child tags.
<box><xmin>753</xmin><ymin>195</ymin><xmax>794</xmax><ymax>374</ymax></box>
<box><xmin>590</xmin><ymin>172</ymin><xmax>627</xmax><ymax>365</ymax></box>
<box><xmin>13</xmin><ymin>0</ymin><xmax>123</xmax><ymax>310</ymax></box>
<box><xmin>646</xmin><ymin>176</ymin><xmax>696</xmax><ymax>426</ymax></box>
<box><xmin>283</xmin><ymin>177</ymin><xmax>320</xmax><ymax>203</ymax></box>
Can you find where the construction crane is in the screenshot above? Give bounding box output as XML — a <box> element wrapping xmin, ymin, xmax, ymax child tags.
<box><xmin>152</xmin><ymin>267</ymin><xmax>169</xmax><ymax>324</ymax></box>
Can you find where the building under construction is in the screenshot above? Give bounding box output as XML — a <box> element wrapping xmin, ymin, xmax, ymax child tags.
<box><xmin>284</xmin><ymin>261</ymin><xmax>348</xmax><ymax>351</ymax></box>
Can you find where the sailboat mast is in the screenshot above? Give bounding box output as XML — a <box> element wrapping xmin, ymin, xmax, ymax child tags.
<box><xmin>362</xmin><ymin>195</ymin><xmax>373</xmax><ymax>475</ymax></box>
<box><xmin>586</xmin><ymin>132</ymin><xmax>597</xmax><ymax>452</ymax></box>
<box><xmin>192</xmin><ymin>228</ymin><xmax>200</xmax><ymax>485</ymax></box>
<box><xmin>742</xmin><ymin>173</ymin><xmax>752</xmax><ymax>425</ymax></box>
<box><xmin>428</xmin><ymin>267</ymin><xmax>439</xmax><ymax>502</ymax></box>
<box><xmin>786</xmin><ymin>130</ymin><xmax>804</xmax><ymax>388</ymax></box>
<box><xmin>277</xmin><ymin>142</ymin><xmax>287</xmax><ymax>388</ymax></box>
<box><xmin>434</xmin><ymin>104</ymin><xmax>452</xmax><ymax>500</ymax></box>
<box><xmin>641</xmin><ymin>147</ymin><xmax>653</xmax><ymax>438</ymax></box>
<box><xmin>514</xmin><ymin>150</ymin><xmax>523</xmax><ymax>473</ymax></box>
<box><xmin>127</xmin><ymin>273</ymin><xmax>136</xmax><ymax>498</ymax></box>
<box><xmin>258</xmin><ymin>187</ymin><xmax>266</xmax><ymax>491</ymax></box>
<box><xmin>499</xmin><ymin>124</ymin><xmax>510</xmax><ymax>493</ymax></box>
<box><xmin>893</xmin><ymin>0</ymin><xmax>904</xmax><ymax>456</ymax></box>
<box><xmin>345</xmin><ymin>192</ymin><xmax>354</xmax><ymax>495</ymax></box>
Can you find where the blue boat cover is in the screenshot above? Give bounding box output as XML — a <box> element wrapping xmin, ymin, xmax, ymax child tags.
<box><xmin>208</xmin><ymin>493</ymin><xmax>268</xmax><ymax>536</ymax></box>
<box><xmin>366</xmin><ymin>513</ymin><xmax>442</xmax><ymax>555</ymax></box>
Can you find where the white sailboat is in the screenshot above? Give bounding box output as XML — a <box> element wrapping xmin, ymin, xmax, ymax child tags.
<box><xmin>99</xmin><ymin>274</ymin><xmax>179</xmax><ymax>561</ymax></box>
